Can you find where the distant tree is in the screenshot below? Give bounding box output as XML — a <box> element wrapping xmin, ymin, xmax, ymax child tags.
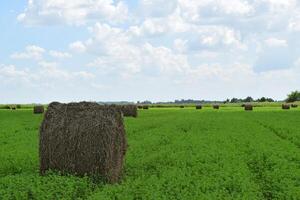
<box><xmin>230</xmin><ymin>98</ymin><xmax>239</xmax><ymax>103</ymax></box>
<box><xmin>266</xmin><ymin>98</ymin><xmax>274</xmax><ymax>102</ymax></box>
<box><xmin>244</xmin><ymin>96</ymin><xmax>253</xmax><ymax>102</ymax></box>
<box><xmin>258</xmin><ymin>97</ymin><xmax>266</xmax><ymax>102</ymax></box>
<box><xmin>286</xmin><ymin>91</ymin><xmax>300</xmax><ymax>103</ymax></box>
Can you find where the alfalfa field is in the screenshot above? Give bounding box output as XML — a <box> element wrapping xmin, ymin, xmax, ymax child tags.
<box><xmin>1</xmin><ymin>107</ymin><xmax>300</xmax><ymax>199</ymax></box>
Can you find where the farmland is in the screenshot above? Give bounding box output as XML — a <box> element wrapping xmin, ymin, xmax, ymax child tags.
<box><xmin>1</xmin><ymin>107</ymin><xmax>300</xmax><ymax>199</ymax></box>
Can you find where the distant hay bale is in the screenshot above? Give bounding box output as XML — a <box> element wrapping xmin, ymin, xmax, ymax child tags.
<box><xmin>244</xmin><ymin>104</ymin><xmax>253</xmax><ymax>111</ymax></box>
<box><xmin>143</xmin><ymin>105</ymin><xmax>149</xmax><ymax>109</ymax></box>
<box><xmin>291</xmin><ymin>104</ymin><xmax>298</xmax><ymax>108</ymax></box>
<box><xmin>180</xmin><ymin>105</ymin><xmax>184</xmax><ymax>108</ymax></box>
<box><xmin>120</xmin><ymin>105</ymin><xmax>137</xmax><ymax>118</ymax></box>
<box><xmin>11</xmin><ymin>105</ymin><xmax>16</xmax><ymax>110</ymax></box>
<box><xmin>137</xmin><ymin>105</ymin><xmax>143</xmax><ymax>109</ymax></box>
<box><xmin>196</xmin><ymin>105</ymin><xmax>202</xmax><ymax>109</ymax></box>
<box><xmin>34</xmin><ymin>105</ymin><xmax>44</xmax><ymax>114</ymax></box>
<box><xmin>282</xmin><ymin>104</ymin><xmax>290</xmax><ymax>110</ymax></box>
<box><xmin>213</xmin><ymin>105</ymin><xmax>220</xmax><ymax>109</ymax></box>
<box><xmin>39</xmin><ymin>102</ymin><xmax>127</xmax><ymax>183</ymax></box>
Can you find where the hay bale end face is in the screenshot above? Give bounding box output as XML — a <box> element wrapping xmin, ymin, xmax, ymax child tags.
<box><xmin>213</xmin><ymin>105</ymin><xmax>220</xmax><ymax>109</ymax></box>
<box><xmin>282</xmin><ymin>104</ymin><xmax>290</xmax><ymax>110</ymax></box>
<box><xmin>120</xmin><ymin>105</ymin><xmax>138</xmax><ymax>117</ymax></box>
<box><xmin>34</xmin><ymin>105</ymin><xmax>44</xmax><ymax>114</ymax></box>
<box><xmin>39</xmin><ymin>102</ymin><xmax>127</xmax><ymax>183</ymax></box>
<box><xmin>244</xmin><ymin>104</ymin><xmax>253</xmax><ymax>111</ymax></box>
<box><xmin>196</xmin><ymin>105</ymin><xmax>202</xmax><ymax>109</ymax></box>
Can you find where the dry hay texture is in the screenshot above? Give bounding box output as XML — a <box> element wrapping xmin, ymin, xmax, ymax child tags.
<box><xmin>120</xmin><ymin>105</ymin><xmax>138</xmax><ymax>117</ymax></box>
<box><xmin>244</xmin><ymin>104</ymin><xmax>253</xmax><ymax>111</ymax></box>
<box><xmin>142</xmin><ymin>105</ymin><xmax>149</xmax><ymax>110</ymax></box>
<box><xmin>34</xmin><ymin>105</ymin><xmax>45</xmax><ymax>114</ymax></box>
<box><xmin>213</xmin><ymin>105</ymin><xmax>220</xmax><ymax>109</ymax></box>
<box><xmin>39</xmin><ymin>102</ymin><xmax>127</xmax><ymax>183</ymax></box>
<box><xmin>282</xmin><ymin>104</ymin><xmax>290</xmax><ymax>110</ymax></box>
<box><xmin>196</xmin><ymin>105</ymin><xmax>202</xmax><ymax>109</ymax></box>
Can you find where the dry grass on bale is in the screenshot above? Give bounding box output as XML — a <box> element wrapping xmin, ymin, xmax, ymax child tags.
<box><xmin>196</xmin><ymin>105</ymin><xmax>202</xmax><ymax>109</ymax></box>
<box><xmin>282</xmin><ymin>104</ymin><xmax>290</xmax><ymax>110</ymax></box>
<box><xmin>120</xmin><ymin>105</ymin><xmax>138</xmax><ymax>118</ymax></box>
<box><xmin>213</xmin><ymin>105</ymin><xmax>220</xmax><ymax>109</ymax></box>
<box><xmin>143</xmin><ymin>105</ymin><xmax>149</xmax><ymax>110</ymax></box>
<box><xmin>39</xmin><ymin>102</ymin><xmax>127</xmax><ymax>183</ymax></box>
<box><xmin>244</xmin><ymin>104</ymin><xmax>253</xmax><ymax>111</ymax></box>
<box><xmin>34</xmin><ymin>105</ymin><xmax>44</xmax><ymax>114</ymax></box>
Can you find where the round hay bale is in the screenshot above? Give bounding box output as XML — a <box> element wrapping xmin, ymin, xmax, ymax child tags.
<box><xmin>196</xmin><ymin>105</ymin><xmax>202</xmax><ymax>109</ymax></box>
<box><xmin>120</xmin><ymin>105</ymin><xmax>138</xmax><ymax>118</ymax></box>
<box><xmin>39</xmin><ymin>102</ymin><xmax>127</xmax><ymax>183</ymax></box>
<box><xmin>213</xmin><ymin>105</ymin><xmax>220</xmax><ymax>109</ymax></box>
<box><xmin>34</xmin><ymin>105</ymin><xmax>44</xmax><ymax>114</ymax></box>
<box><xmin>282</xmin><ymin>104</ymin><xmax>290</xmax><ymax>110</ymax></box>
<box><xmin>291</xmin><ymin>104</ymin><xmax>298</xmax><ymax>108</ymax></box>
<box><xmin>143</xmin><ymin>105</ymin><xmax>149</xmax><ymax>110</ymax></box>
<box><xmin>244</xmin><ymin>104</ymin><xmax>253</xmax><ymax>111</ymax></box>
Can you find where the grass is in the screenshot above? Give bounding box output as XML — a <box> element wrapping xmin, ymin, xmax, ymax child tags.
<box><xmin>0</xmin><ymin>107</ymin><xmax>300</xmax><ymax>199</ymax></box>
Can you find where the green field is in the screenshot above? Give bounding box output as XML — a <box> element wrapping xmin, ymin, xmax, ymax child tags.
<box><xmin>1</xmin><ymin>107</ymin><xmax>300</xmax><ymax>199</ymax></box>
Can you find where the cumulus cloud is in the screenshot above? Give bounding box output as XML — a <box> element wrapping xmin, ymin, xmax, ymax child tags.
<box><xmin>7</xmin><ymin>0</ymin><xmax>300</xmax><ymax>102</ymax></box>
<box><xmin>69</xmin><ymin>41</ymin><xmax>87</xmax><ymax>53</ymax></box>
<box><xmin>18</xmin><ymin>0</ymin><xmax>129</xmax><ymax>26</ymax></box>
<box><xmin>11</xmin><ymin>45</ymin><xmax>45</xmax><ymax>60</ymax></box>
<box><xmin>264</xmin><ymin>38</ymin><xmax>288</xmax><ymax>47</ymax></box>
<box><xmin>49</xmin><ymin>50</ymin><xmax>72</xmax><ymax>58</ymax></box>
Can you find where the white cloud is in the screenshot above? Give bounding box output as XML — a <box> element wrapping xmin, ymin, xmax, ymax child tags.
<box><xmin>11</xmin><ymin>45</ymin><xmax>45</xmax><ymax>60</ymax></box>
<box><xmin>49</xmin><ymin>50</ymin><xmax>72</xmax><ymax>58</ymax></box>
<box><xmin>264</xmin><ymin>38</ymin><xmax>288</xmax><ymax>47</ymax></box>
<box><xmin>6</xmin><ymin>0</ymin><xmax>300</xmax><ymax>102</ymax></box>
<box><xmin>69</xmin><ymin>41</ymin><xmax>87</xmax><ymax>53</ymax></box>
<box><xmin>18</xmin><ymin>0</ymin><xmax>129</xmax><ymax>26</ymax></box>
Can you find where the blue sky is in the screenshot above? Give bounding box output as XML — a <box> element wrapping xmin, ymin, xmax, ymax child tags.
<box><xmin>1</xmin><ymin>0</ymin><xmax>300</xmax><ymax>103</ymax></box>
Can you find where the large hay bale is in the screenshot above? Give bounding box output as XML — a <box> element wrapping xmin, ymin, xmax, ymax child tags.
<box><xmin>120</xmin><ymin>105</ymin><xmax>137</xmax><ymax>117</ymax></box>
<box><xmin>40</xmin><ymin>102</ymin><xmax>127</xmax><ymax>183</ymax></box>
<box><xmin>34</xmin><ymin>105</ymin><xmax>44</xmax><ymax>114</ymax></box>
<box><xmin>213</xmin><ymin>105</ymin><xmax>219</xmax><ymax>109</ymax></box>
<box><xmin>196</xmin><ymin>105</ymin><xmax>202</xmax><ymax>109</ymax></box>
<box><xmin>244</xmin><ymin>104</ymin><xmax>253</xmax><ymax>111</ymax></box>
<box><xmin>291</xmin><ymin>104</ymin><xmax>298</xmax><ymax>108</ymax></box>
<box><xmin>282</xmin><ymin>104</ymin><xmax>290</xmax><ymax>110</ymax></box>
<box><xmin>143</xmin><ymin>105</ymin><xmax>149</xmax><ymax>110</ymax></box>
